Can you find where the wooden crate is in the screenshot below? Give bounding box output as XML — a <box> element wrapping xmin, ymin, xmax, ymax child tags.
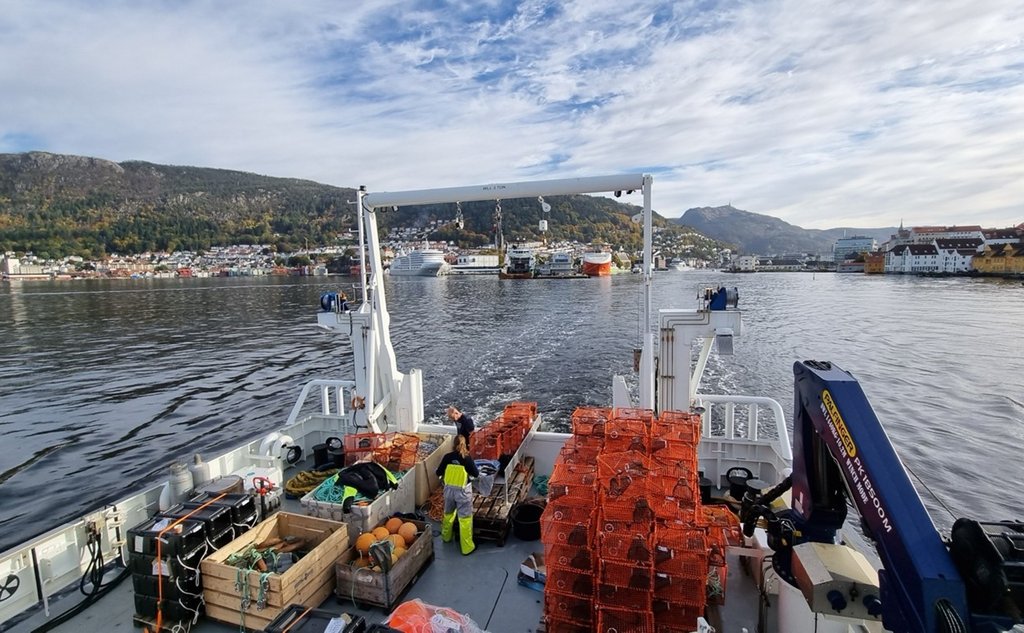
<box><xmin>473</xmin><ymin>456</ymin><xmax>535</xmax><ymax>546</ymax></box>
<box><xmin>201</xmin><ymin>512</ymin><xmax>349</xmax><ymax>631</ymax></box>
<box><xmin>334</xmin><ymin>519</ymin><xmax>434</xmax><ymax>609</ymax></box>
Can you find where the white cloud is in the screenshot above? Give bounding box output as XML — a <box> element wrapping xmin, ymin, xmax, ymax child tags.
<box><xmin>0</xmin><ymin>0</ymin><xmax>1021</xmax><ymax>229</ymax></box>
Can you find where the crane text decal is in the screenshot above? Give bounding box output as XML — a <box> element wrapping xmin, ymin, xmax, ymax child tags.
<box><xmin>820</xmin><ymin>389</ymin><xmax>892</xmax><ymax>534</ymax></box>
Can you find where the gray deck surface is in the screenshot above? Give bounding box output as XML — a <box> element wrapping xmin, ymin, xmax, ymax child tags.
<box><xmin>12</xmin><ymin>486</ymin><xmax>761</xmax><ymax>633</ymax></box>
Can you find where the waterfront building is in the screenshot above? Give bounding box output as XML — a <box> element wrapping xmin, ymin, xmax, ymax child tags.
<box><xmin>864</xmin><ymin>252</ymin><xmax>885</xmax><ymax>274</ymax></box>
<box><xmin>885</xmin><ymin>244</ymin><xmax>940</xmax><ymax>273</ymax></box>
<box><xmin>972</xmin><ymin>241</ymin><xmax>1024</xmax><ymax>275</ymax></box>
<box><xmin>833</xmin><ymin>236</ymin><xmax>877</xmax><ymax>262</ymax></box>
<box><xmin>935</xmin><ymin>238</ymin><xmax>983</xmax><ymax>273</ymax></box>
<box><xmin>732</xmin><ymin>255</ymin><xmax>757</xmax><ymax>272</ymax></box>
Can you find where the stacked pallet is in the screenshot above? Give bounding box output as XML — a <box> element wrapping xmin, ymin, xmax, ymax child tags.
<box><xmin>541</xmin><ymin>407</ymin><xmax>741</xmax><ymax>633</ymax></box>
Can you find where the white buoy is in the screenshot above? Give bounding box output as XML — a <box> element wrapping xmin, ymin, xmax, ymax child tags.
<box><xmin>539</xmin><ymin>219</ymin><xmax>548</xmax><ymax>232</ymax></box>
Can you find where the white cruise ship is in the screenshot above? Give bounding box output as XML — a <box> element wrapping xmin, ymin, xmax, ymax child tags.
<box><xmin>388</xmin><ymin>245</ymin><xmax>447</xmax><ymax>276</ymax></box>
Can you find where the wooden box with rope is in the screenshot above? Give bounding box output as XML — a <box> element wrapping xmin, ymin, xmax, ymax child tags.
<box><xmin>334</xmin><ymin>519</ymin><xmax>434</xmax><ymax>610</ymax></box>
<box><xmin>200</xmin><ymin>512</ymin><xmax>349</xmax><ymax>631</ymax></box>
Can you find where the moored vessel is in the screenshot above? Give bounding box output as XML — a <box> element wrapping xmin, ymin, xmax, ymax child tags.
<box><xmin>581</xmin><ymin>249</ymin><xmax>612</xmax><ymax>276</ymax></box>
<box><xmin>388</xmin><ymin>244</ymin><xmax>447</xmax><ymax>276</ymax></box>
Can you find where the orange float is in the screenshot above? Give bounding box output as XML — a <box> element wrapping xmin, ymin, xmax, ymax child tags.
<box><xmin>398</xmin><ymin>522</ymin><xmax>418</xmax><ymax>546</ymax></box>
<box><xmin>385</xmin><ymin>517</ymin><xmax>404</xmax><ymax>534</ymax></box>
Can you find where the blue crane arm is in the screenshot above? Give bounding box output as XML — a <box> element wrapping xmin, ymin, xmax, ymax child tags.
<box><xmin>790</xmin><ymin>360</ymin><xmax>968</xmax><ymax>633</ymax></box>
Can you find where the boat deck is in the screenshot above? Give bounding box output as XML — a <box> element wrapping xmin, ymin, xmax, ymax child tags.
<box><xmin>15</xmin><ymin>500</ymin><xmax>762</xmax><ymax>633</ymax></box>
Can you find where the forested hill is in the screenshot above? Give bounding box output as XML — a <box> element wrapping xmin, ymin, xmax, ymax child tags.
<box><xmin>0</xmin><ymin>152</ymin><xmax>692</xmax><ymax>258</ymax></box>
<box><xmin>0</xmin><ymin>152</ymin><xmax>356</xmax><ymax>258</ymax></box>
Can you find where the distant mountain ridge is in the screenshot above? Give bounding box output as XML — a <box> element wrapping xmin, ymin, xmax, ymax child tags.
<box><xmin>675</xmin><ymin>205</ymin><xmax>896</xmax><ymax>254</ymax></box>
<box><xmin>0</xmin><ymin>151</ymin><xmax>699</xmax><ymax>258</ymax></box>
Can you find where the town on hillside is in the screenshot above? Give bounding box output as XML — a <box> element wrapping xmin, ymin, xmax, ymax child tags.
<box><xmin>3</xmin><ymin>220</ymin><xmax>1022</xmax><ymax>281</ymax></box>
<box><xmin>727</xmin><ymin>223</ymin><xmax>1024</xmax><ymax>277</ymax></box>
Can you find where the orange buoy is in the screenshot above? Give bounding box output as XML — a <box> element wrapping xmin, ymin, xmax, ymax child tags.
<box><xmin>385</xmin><ymin>517</ymin><xmax>404</xmax><ymax>534</ymax></box>
<box><xmin>398</xmin><ymin>522</ymin><xmax>418</xmax><ymax>546</ymax></box>
<box><xmin>372</xmin><ymin>526</ymin><xmax>390</xmax><ymax>541</ymax></box>
<box><xmin>355</xmin><ymin>532</ymin><xmax>375</xmax><ymax>555</ymax></box>
<box><xmin>388</xmin><ymin>534</ymin><xmax>404</xmax><ymax>550</ymax></box>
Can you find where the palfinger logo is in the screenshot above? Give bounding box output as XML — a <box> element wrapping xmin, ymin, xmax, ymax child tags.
<box><xmin>823</xmin><ymin>390</ymin><xmax>856</xmax><ymax>458</ymax></box>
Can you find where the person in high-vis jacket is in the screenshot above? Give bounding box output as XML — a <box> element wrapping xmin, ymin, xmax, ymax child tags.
<box><xmin>436</xmin><ymin>434</ymin><xmax>479</xmax><ymax>555</ymax></box>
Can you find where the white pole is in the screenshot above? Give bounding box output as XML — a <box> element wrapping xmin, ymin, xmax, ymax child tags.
<box><xmin>640</xmin><ymin>175</ymin><xmax>655</xmax><ymax>410</ymax></box>
<box><xmin>356</xmin><ymin>188</ymin><xmax>369</xmax><ymax>304</ymax></box>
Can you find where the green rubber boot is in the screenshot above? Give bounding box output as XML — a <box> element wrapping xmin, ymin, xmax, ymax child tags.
<box><xmin>441</xmin><ymin>511</ymin><xmax>455</xmax><ymax>543</ymax></box>
<box><xmin>459</xmin><ymin>516</ymin><xmax>476</xmax><ymax>555</ymax></box>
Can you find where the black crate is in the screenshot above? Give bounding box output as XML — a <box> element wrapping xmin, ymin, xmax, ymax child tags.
<box><xmin>131</xmin><ymin>572</ymin><xmax>203</xmax><ymax>601</ymax></box>
<box><xmin>133</xmin><ymin>593</ymin><xmax>203</xmax><ymax>622</ymax></box>
<box><xmin>265</xmin><ymin>604</ymin><xmax>366</xmax><ymax>633</ymax></box>
<box><xmin>128</xmin><ymin>542</ymin><xmax>205</xmax><ymax>589</ymax></box>
<box><xmin>127</xmin><ymin>516</ymin><xmax>206</xmax><ymax>559</ymax></box>
<box><xmin>190</xmin><ymin>492</ymin><xmax>258</xmax><ymax>528</ymax></box>
<box><xmin>160</xmin><ymin>502</ymin><xmax>233</xmax><ymax>538</ymax></box>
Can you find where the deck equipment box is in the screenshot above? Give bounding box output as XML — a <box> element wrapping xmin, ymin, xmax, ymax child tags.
<box><xmin>201</xmin><ymin>512</ymin><xmax>349</xmax><ymax>631</ymax></box>
<box><xmin>413</xmin><ymin>433</ymin><xmax>453</xmax><ymax>506</ymax></box>
<box><xmin>334</xmin><ymin>519</ymin><xmax>434</xmax><ymax>609</ymax></box>
<box><xmin>265</xmin><ymin>604</ymin><xmax>366</xmax><ymax>633</ymax></box>
<box><xmin>301</xmin><ymin>469</ymin><xmax>417</xmax><ymax>542</ymax></box>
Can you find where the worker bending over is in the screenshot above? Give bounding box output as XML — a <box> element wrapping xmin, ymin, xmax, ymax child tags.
<box><xmin>436</xmin><ymin>435</ymin><xmax>479</xmax><ymax>555</ymax></box>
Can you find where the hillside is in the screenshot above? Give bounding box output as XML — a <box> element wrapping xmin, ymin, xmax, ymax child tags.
<box><xmin>675</xmin><ymin>205</ymin><xmax>895</xmax><ymax>254</ymax></box>
<box><xmin>0</xmin><ymin>152</ymin><xmax>357</xmax><ymax>258</ymax></box>
<box><xmin>0</xmin><ymin>152</ymin><xmax>716</xmax><ymax>258</ymax></box>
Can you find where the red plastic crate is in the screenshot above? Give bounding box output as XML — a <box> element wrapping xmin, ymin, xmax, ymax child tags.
<box><xmin>545</xmin><ymin>543</ymin><xmax>595</xmax><ymax>571</ymax></box>
<box><xmin>544</xmin><ymin>590</ymin><xmax>594</xmax><ymax>626</ymax></box>
<box><xmin>599</xmin><ymin>559</ymin><xmax>654</xmax><ymax>589</ymax></box>
<box><xmin>343</xmin><ymin>432</ymin><xmax>384</xmax><ymax>453</ymax></box>
<box><xmin>541</xmin><ymin>515</ymin><xmax>594</xmax><ymax>547</ymax></box>
<box><xmin>654</xmin><ymin>572</ymin><xmax>707</xmax><ymax>606</ymax></box>
<box><xmin>611</xmin><ymin>407</ymin><xmax>655</xmax><ymax>424</ymax></box>
<box><xmin>649</xmin><ymin>472</ymin><xmax>698</xmax><ymax>501</ymax></box>
<box><xmin>653</xmin><ymin>546</ymin><xmax>709</xmax><ymax>579</ymax></box>
<box><xmin>655</xmin><ymin>525</ymin><xmax>709</xmax><ymax>553</ymax></box>
<box><xmin>649</xmin><ymin>496</ymin><xmax>697</xmax><ymax>524</ymax></box>
<box><xmin>543</xmin><ymin>616</ymin><xmax>592</xmax><ymax>633</ymax></box>
<box><xmin>596</xmin><ymin>583</ymin><xmax>654</xmax><ymax>610</ymax></box>
<box><xmin>547</xmin><ymin>564</ymin><xmax>595</xmax><ymax>599</ymax></box>
<box><xmin>599</xmin><ymin>530</ymin><xmax>653</xmax><ymax>563</ymax></box>
<box><xmin>653</xmin><ymin>600</ymin><xmax>704</xmax><ymax>632</ymax></box>
<box><xmin>599</xmin><ymin>495</ymin><xmax>655</xmax><ymax>524</ymax></box>
<box><xmin>649</xmin><ymin>438</ymin><xmax>697</xmax><ymax>463</ymax></box>
<box><xmin>598</xmin><ymin>451</ymin><xmax>651</xmax><ymax>478</ymax></box>
<box><xmin>571</xmin><ymin>406</ymin><xmax>610</xmax><ymax>436</ymax></box>
<box><xmin>596</xmin><ymin>606</ymin><xmax>654</xmax><ymax>633</ymax></box>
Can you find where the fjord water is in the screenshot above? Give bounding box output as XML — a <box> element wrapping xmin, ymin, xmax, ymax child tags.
<box><xmin>0</xmin><ymin>273</ymin><xmax>1021</xmax><ymax>550</ymax></box>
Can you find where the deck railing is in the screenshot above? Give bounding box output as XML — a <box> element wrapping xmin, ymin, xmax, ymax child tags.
<box><xmin>694</xmin><ymin>393</ymin><xmax>792</xmax><ymax>460</ymax></box>
<box><xmin>283</xmin><ymin>379</ymin><xmax>357</xmax><ymax>427</ymax></box>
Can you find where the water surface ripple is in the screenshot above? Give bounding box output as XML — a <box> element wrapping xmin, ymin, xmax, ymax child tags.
<box><xmin>0</xmin><ymin>273</ymin><xmax>1021</xmax><ymax>550</ymax></box>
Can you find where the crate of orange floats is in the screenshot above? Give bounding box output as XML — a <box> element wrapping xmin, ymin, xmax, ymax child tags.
<box><xmin>200</xmin><ymin>512</ymin><xmax>349</xmax><ymax>631</ymax></box>
<box><xmin>335</xmin><ymin>518</ymin><xmax>434</xmax><ymax>609</ymax></box>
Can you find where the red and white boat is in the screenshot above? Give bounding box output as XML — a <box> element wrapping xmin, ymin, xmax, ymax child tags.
<box><xmin>582</xmin><ymin>250</ymin><xmax>612</xmax><ymax>276</ymax></box>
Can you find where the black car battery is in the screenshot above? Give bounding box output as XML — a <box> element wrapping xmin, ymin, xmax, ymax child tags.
<box><xmin>190</xmin><ymin>491</ymin><xmax>258</xmax><ymax>529</ymax></box>
<box><xmin>127</xmin><ymin>515</ymin><xmax>206</xmax><ymax>559</ymax></box>
<box><xmin>159</xmin><ymin>502</ymin><xmax>233</xmax><ymax>540</ymax></box>
<box><xmin>133</xmin><ymin>592</ymin><xmax>204</xmax><ymax>622</ymax></box>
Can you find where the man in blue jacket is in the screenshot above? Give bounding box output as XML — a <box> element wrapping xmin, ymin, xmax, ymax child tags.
<box><xmin>447</xmin><ymin>405</ymin><xmax>475</xmax><ymax>444</ymax></box>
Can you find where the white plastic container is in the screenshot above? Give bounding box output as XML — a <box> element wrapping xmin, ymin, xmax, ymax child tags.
<box><xmin>301</xmin><ymin>469</ymin><xmax>416</xmax><ymax>541</ymax></box>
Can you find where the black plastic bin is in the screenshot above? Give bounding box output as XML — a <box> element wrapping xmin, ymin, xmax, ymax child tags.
<box><xmin>265</xmin><ymin>604</ymin><xmax>365</xmax><ymax>633</ymax></box>
<box><xmin>511</xmin><ymin>501</ymin><xmax>544</xmax><ymax>541</ymax></box>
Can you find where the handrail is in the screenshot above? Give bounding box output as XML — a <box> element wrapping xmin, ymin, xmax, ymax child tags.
<box><xmin>283</xmin><ymin>379</ymin><xmax>357</xmax><ymax>427</ymax></box>
<box><xmin>694</xmin><ymin>393</ymin><xmax>793</xmax><ymax>461</ymax></box>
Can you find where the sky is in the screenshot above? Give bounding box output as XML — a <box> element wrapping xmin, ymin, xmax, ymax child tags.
<box><xmin>1</xmin><ymin>1</ymin><xmax>1022</xmax><ymax>229</ymax></box>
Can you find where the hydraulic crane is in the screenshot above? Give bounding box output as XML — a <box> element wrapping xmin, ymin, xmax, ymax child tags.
<box><xmin>741</xmin><ymin>361</ymin><xmax>1023</xmax><ymax>632</ymax></box>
